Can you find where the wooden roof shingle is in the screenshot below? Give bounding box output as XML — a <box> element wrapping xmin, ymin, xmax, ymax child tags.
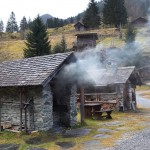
<box><xmin>87</xmin><ymin>66</ymin><xmax>136</xmax><ymax>86</ymax></box>
<box><xmin>0</xmin><ymin>52</ymin><xmax>72</xmax><ymax>87</ymax></box>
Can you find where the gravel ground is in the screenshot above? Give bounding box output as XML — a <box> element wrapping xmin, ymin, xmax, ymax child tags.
<box><xmin>106</xmin><ymin>92</ymin><xmax>150</xmax><ymax>150</ymax></box>
<box><xmin>106</xmin><ymin>127</ymin><xmax>150</xmax><ymax>150</ymax></box>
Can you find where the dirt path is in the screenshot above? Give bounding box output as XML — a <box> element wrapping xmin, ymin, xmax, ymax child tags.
<box><xmin>136</xmin><ymin>90</ymin><xmax>150</xmax><ymax>108</ymax></box>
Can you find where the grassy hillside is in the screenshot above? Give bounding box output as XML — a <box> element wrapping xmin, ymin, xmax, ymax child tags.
<box><xmin>0</xmin><ymin>40</ymin><xmax>25</xmax><ymax>62</ymax></box>
<box><xmin>0</xmin><ymin>24</ymin><xmax>149</xmax><ymax>62</ymax></box>
<box><xmin>0</xmin><ymin>25</ymin><xmax>123</xmax><ymax>61</ymax></box>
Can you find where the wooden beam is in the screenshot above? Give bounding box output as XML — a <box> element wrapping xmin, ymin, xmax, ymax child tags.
<box><xmin>80</xmin><ymin>86</ymin><xmax>85</xmax><ymax>125</ymax></box>
<box><xmin>24</xmin><ymin>90</ymin><xmax>28</xmax><ymax>134</ymax></box>
<box><xmin>0</xmin><ymin>100</ymin><xmax>2</xmax><ymax>131</ymax></box>
<box><xmin>20</xmin><ymin>89</ymin><xmax>23</xmax><ymax>131</ymax></box>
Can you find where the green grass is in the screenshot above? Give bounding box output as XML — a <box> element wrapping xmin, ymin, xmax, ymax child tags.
<box><xmin>0</xmin><ymin>26</ymin><xmax>125</xmax><ymax>61</ymax></box>
<box><xmin>0</xmin><ymin>108</ymin><xmax>149</xmax><ymax>150</ymax></box>
<box><xmin>0</xmin><ymin>40</ymin><xmax>25</xmax><ymax>61</ymax></box>
<box><xmin>136</xmin><ymin>85</ymin><xmax>150</xmax><ymax>91</ymax></box>
<box><xmin>0</xmin><ymin>25</ymin><xmax>150</xmax><ymax>62</ymax></box>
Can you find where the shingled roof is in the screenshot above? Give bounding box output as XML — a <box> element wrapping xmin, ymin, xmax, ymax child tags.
<box><xmin>0</xmin><ymin>52</ymin><xmax>73</xmax><ymax>87</ymax></box>
<box><xmin>87</xmin><ymin>66</ymin><xmax>136</xmax><ymax>86</ymax></box>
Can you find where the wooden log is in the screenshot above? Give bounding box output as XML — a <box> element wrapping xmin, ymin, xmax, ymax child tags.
<box><xmin>0</xmin><ymin>100</ymin><xmax>2</xmax><ymax>131</ymax></box>
<box><xmin>25</xmin><ymin>108</ymin><xmax>27</xmax><ymax>133</ymax></box>
<box><xmin>20</xmin><ymin>90</ymin><xmax>23</xmax><ymax>131</ymax></box>
<box><xmin>80</xmin><ymin>86</ymin><xmax>85</xmax><ymax>125</ymax></box>
<box><xmin>24</xmin><ymin>91</ymin><xmax>28</xmax><ymax>134</ymax></box>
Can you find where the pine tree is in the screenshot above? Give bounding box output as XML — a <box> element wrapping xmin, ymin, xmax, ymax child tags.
<box><xmin>53</xmin><ymin>35</ymin><xmax>67</xmax><ymax>54</ymax></box>
<box><xmin>24</xmin><ymin>15</ymin><xmax>51</xmax><ymax>58</ymax></box>
<box><xmin>27</xmin><ymin>18</ymin><xmax>32</xmax><ymax>29</ymax></box>
<box><xmin>6</xmin><ymin>12</ymin><xmax>18</xmax><ymax>33</ymax></box>
<box><xmin>61</xmin><ymin>35</ymin><xmax>67</xmax><ymax>53</ymax></box>
<box><xmin>103</xmin><ymin>0</ymin><xmax>127</xmax><ymax>27</ymax></box>
<box><xmin>125</xmin><ymin>25</ymin><xmax>136</xmax><ymax>44</ymax></box>
<box><xmin>53</xmin><ymin>43</ymin><xmax>62</xmax><ymax>54</ymax></box>
<box><xmin>20</xmin><ymin>16</ymin><xmax>28</xmax><ymax>31</ymax></box>
<box><xmin>83</xmin><ymin>0</ymin><xmax>101</xmax><ymax>28</ymax></box>
<box><xmin>0</xmin><ymin>20</ymin><xmax>4</xmax><ymax>32</ymax></box>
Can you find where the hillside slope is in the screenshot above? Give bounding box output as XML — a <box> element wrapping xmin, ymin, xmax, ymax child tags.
<box><xmin>0</xmin><ymin>24</ymin><xmax>150</xmax><ymax>63</ymax></box>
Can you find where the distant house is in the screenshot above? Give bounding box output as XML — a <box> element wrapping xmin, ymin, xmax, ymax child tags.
<box><xmin>131</xmin><ymin>17</ymin><xmax>148</xmax><ymax>27</ymax></box>
<box><xmin>138</xmin><ymin>65</ymin><xmax>150</xmax><ymax>85</ymax></box>
<box><xmin>73</xmin><ymin>33</ymin><xmax>98</xmax><ymax>51</ymax></box>
<box><xmin>74</xmin><ymin>22</ymin><xmax>87</xmax><ymax>31</ymax></box>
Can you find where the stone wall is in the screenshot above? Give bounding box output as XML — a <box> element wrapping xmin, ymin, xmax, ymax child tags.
<box><xmin>0</xmin><ymin>88</ymin><xmax>21</xmax><ymax>126</ymax></box>
<box><xmin>0</xmin><ymin>83</ymin><xmax>77</xmax><ymax>131</ymax></box>
<box><xmin>0</xmin><ymin>85</ymin><xmax>53</xmax><ymax>131</ymax></box>
<box><xmin>69</xmin><ymin>85</ymin><xmax>77</xmax><ymax>126</ymax></box>
<box><xmin>31</xmin><ymin>85</ymin><xmax>53</xmax><ymax>131</ymax></box>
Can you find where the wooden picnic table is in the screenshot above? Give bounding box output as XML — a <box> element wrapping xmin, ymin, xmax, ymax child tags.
<box><xmin>84</xmin><ymin>103</ymin><xmax>102</xmax><ymax>118</ymax></box>
<box><xmin>84</xmin><ymin>101</ymin><xmax>117</xmax><ymax>119</ymax></box>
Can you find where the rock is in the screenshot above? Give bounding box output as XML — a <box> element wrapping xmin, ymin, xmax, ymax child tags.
<box><xmin>27</xmin><ymin>148</ymin><xmax>46</xmax><ymax>150</ymax></box>
<box><xmin>63</xmin><ymin>128</ymin><xmax>91</xmax><ymax>138</ymax></box>
<box><xmin>104</xmin><ymin>121</ymin><xmax>124</xmax><ymax>127</ymax></box>
<box><xmin>83</xmin><ymin>140</ymin><xmax>100</xmax><ymax>146</ymax></box>
<box><xmin>55</xmin><ymin>142</ymin><xmax>75</xmax><ymax>149</ymax></box>
<box><xmin>93</xmin><ymin>134</ymin><xmax>111</xmax><ymax>139</ymax></box>
<box><xmin>25</xmin><ymin>137</ymin><xmax>42</xmax><ymax>145</ymax></box>
<box><xmin>116</xmin><ymin>127</ymin><xmax>130</xmax><ymax>131</ymax></box>
<box><xmin>0</xmin><ymin>144</ymin><xmax>20</xmax><ymax>150</ymax></box>
<box><xmin>97</xmin><ymin>128</ymin><xmax>115</xmax><ymax>133</ymax></box>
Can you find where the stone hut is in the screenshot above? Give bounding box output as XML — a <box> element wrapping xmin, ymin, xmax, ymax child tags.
<box><xmin>74</xmin><ymin>22</ymin><xmax>87</xmax><ymax>32</ymax></box>
<box><xmin>0</xmin><ymin>52</ymin><xmax>77</xmax><ymax>132</ymax></box>
<box><xmin>83</xmin><ymin>66</ymin><xmax>141</xmax><ymax>111</ymax></box>
<box><xmin>73</xmin><ymin>33</ymin><xmax>98</xmax><ymax>51</ymax></box>
<box><xmin>131</xmin><ymin>17</ymin><xmax>148</xmax><ymax>27</ymax></box>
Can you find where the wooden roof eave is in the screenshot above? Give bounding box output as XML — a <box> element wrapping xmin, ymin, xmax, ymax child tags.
<box><xmin>42</xmin><ymin>52</ymin><xmax>75</xmax><ymax>87</ymax></box>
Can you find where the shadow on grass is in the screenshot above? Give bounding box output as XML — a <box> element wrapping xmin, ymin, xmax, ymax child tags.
<box><xmin>25</xmin><ymin>131</ymin><xmax>59</xmax><ymax>145</ymax></box>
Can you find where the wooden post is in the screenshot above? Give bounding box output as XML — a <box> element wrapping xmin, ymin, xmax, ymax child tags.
<box><xmin>80</xmin><ymin>86</ymin><xmax>85</xmax><ymax>125</ymax></box>
<box><xmin>20</xmin><ymin>89</ymin><xmax>23</xmax><ymax>131</ymax></box>
<box><xmin>0</xmin><ymin>100</ymin><xmax>2</xmax><ymax>131</ymax></box>
<box><xmin>24</xmin><ymin>107</ymin><xmax>27</xmax><ymax>133</ymax></box>
<box><xmin>24</xmin><ymin>91</ymin><xmax>28</xmax><ymax>134</ymax></box>
<box><xmin>134</xmin><ymin>88</ymin><xmax>137</xmax><ymax>108</ymax></box>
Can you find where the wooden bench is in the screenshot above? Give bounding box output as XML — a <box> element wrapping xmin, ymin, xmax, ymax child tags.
<box><xmin>92</xmin><ymin>101</ymin><xmax>117</xmax><ymax>120</ymax></box>
<box><xmin>94</xmin><ymin>109</ymin><xmax>113</xmax><ymax>119</ymax></box>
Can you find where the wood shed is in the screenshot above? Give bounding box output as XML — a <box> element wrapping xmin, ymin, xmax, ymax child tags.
<box><xmin>138</xmin><ymin>65</ymin><xmax>150</xmax><ymax>85</ymax></box>
<box><xmin>131</xmin><ymin>17</ymin><xmax>148</xmax><ymax>27</ymax></box>
<box><xmin>74</xmin><ymin>22</ymin><xmax>87</xmax><ymax>32</ymax></box>
<box><xmin>73</xmin><ymin>33</ymin><xmax>98</xmax><ymax>51</ymax></box>
<box><xmin>0</xmin><ymin>52</ymin><xmax>77</xmax><ymax>132</ymax></box>
<box><xmin>80</xmin><ymin>66</ymin><xmax>141</xmax><ymax>111</ymax></box>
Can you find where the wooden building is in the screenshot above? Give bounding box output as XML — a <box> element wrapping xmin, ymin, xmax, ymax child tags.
<box><xmin>74</xmin><ymin>22</ymin><xmax>87</xmax><ymax>32</ymax></box>
<box><xmin>73</xmin><ymin>33</ymin><xmax>98</xmax><ymax>51</ymax></box>
<box><xmin>138</xmin><ymin>65</ymin><xmax>150</xmax><ymax>85</ymax></box>
<box><xmin>0</xmin><ymin>52</ymin><xmax>77</xmax><ymax>132</ymax></box>
<box><xmin>131</xmin><ymin>17</ymin><xmax>148</xmax><ymax>27</ymax></box>
<box><xmin>81</xmin><ymin>66</ymin><xmax>141</xmax><ymax>111</ymax></box>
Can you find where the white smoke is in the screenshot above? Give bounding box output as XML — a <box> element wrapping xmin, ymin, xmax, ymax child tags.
<box><xmin>60</xmin><ymin>9</ymin><xmax>150</xmax><ymax>86</ymax></box>
<box><xmin>61</xmin><ymin>42</ymin><xmax>141</xmax><ymax>86</ymax></box>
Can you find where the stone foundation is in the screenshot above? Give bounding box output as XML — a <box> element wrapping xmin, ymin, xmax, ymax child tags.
<box><xmin>0</xmin><ymin>86</ymin><xmax>53</xmax><ymax>131</ymax></box>
<box><xmin>69</xmin><ymin>85</ymin><xmax>77</xmax><ymax>126</ymax></box>
<box><xmin>0</xmin><ymin>84</ymin><xmax>77</xmax><ymax>131</ymax></box>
